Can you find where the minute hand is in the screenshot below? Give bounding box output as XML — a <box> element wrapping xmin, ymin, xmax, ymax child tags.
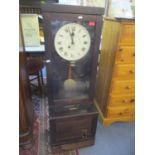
<box><xmin>68</xmin><ymin>27</ymin><xmax>75</xmax><ymax>45</ymax></box>
<box><xmin>70</xmin><ymin>32</ymin><xmax>75</xmax><ymax>45</ymax></box>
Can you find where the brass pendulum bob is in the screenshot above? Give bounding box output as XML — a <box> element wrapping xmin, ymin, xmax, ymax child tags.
<box><xmin>64</xmin><ymin>63</ymin><xmax>77</xmax><ymax>91</ymax></box>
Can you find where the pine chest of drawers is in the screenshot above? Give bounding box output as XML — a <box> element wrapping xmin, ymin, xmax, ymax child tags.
<box><xmin>95</xmin><ymin>18</ymin><xmax>135</xmax><ymax>126</ymax></box>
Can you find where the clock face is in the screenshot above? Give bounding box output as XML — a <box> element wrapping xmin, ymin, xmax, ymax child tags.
<box><xmin>54</xmin><ymin>23</ymin><xmax>91</xmax><ymax>61</ymax></box>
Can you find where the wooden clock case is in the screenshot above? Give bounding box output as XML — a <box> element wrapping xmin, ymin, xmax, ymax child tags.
<box><xmin>42</xmin><ymin>3</ymin><xmax>104</xmax><ymax>152</ymax></box>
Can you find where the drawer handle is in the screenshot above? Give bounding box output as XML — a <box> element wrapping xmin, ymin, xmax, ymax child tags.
<box><xmin>133</xmin><ymin>53</ymin><xmax>135</xmax><ymax>57</ymax></box>
<box><xmin>119</xmin><ymin>48</ymin><xmax>123</xmax><ymax>52</ymax></box>
<box><xmin>130</xmin><ymin>99</ymin><xmax>135</xmax><ymax>103</ymax></box>
<box><xmin>125</xmin><ymin>86</ymin><xmax>130</xmax><ymax>89</ymax></box>
<box><xmin>123</xmin><ymin>99</ymin><xmax>135</xmax><ymax>103</ymax></box>
<box><xmin>129</xmin><ymin>70</ymin><xmax>134</xmax><ymax>74</ymax></box>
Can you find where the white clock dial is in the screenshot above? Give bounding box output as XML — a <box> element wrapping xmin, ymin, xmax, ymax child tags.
<box><xmin>54</xmin><ymin>23</ymin><xmax>91</xmax><ymax>61</ymax></box>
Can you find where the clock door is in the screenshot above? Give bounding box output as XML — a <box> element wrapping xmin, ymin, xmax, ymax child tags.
<box><xmin>43</xmin><ymin>11</ymin><xmax>103</xmax><ymax>105</ymax></box>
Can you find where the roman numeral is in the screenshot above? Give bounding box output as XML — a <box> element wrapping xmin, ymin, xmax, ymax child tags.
<box><xmin>82</xmin><ymin>47</ymin><xmax>86</xmax><ymax>51</ymax></box>
<box><xmin>64</xmin><ymin>28</ymin><xmax>69</xmax><ymax>33</ymax></box>
<box><xmin>64</xmin><ymin>52</ymin><xmax>68</xmax><ymax>56</ymax></box>
<box><xmin>59</xmin><ymin>47</ymin><xmax>63</xmax><ymax>51</ymax></box>
<box><xmin>59</xmin><ymin>34</ymin><xmax>63</xmax><ymax>37</ymax></box>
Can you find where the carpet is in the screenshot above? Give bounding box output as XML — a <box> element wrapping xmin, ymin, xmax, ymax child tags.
<box><xmin>19</xmin><ymin>95</ymin><xmax>79</xmax><ymax>155</ymax></box>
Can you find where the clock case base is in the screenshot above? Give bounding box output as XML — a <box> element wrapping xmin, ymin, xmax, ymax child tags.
<box><xmin>49</xmin><ymin>102</ymin><xmax>98</xmax><ymax>153</ymax></box>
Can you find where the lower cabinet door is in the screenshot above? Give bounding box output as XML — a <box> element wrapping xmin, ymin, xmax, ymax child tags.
<box><xmin>50</xmin><ymin>114</ymin><xmax>98</xmax><ymax>145</ymax></box>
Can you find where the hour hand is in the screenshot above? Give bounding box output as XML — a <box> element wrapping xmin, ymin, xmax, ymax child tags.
<box><xmin>68</xmin><ymin>27</ymin><xmax>74</xmax><ymax>45</ymax></box>
<box><xmin>71</xmin><ymin>34</ymin><xmax>74</xmax><ymax>45</ymax></box>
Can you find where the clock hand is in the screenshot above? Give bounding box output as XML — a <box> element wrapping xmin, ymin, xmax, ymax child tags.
<box><xmin>68</xmin><ymin>27</ymin><xmax>75</xmax><ymax>45</ymax></box>
<box><xmin>71</xmin><ymin>27</ymin><xmax>75</xmax><ymax>44</ymax></box>
<box><xmin>71</xmin><ymin>32</ymin><xmax>75</xmax><ymax>45</ymax></box>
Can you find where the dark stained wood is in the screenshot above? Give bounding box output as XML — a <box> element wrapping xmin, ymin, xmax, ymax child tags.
<box><xmin>26</xmin><ymin>56</ymin><xmax>44</xmax><ymax>95</ymax></box>
<box><xmin>42</xmin><ymin>3</ymin><xmax>104</xmax><ymax>15</ymax></box>
<box><xmin>49</xmin><ymin>103</ymin><xmax>98</xmax><ymax>118</ymax></box>
<box><xmin>89</xmin><ymin>15</ymin><xmax>103</xmax><ymax>100</ymax></box>
<box><xmin>51</xmin><ymin>98</ymin><xmax>91</xmax><ymax>106</ymax></box>
<box><xmin>49</xmin><ymin>107</ymin><xmax>98</xmax><ymax>153</ymax></box>
<box><xmin>26</xmin><ymin>52</ymin><xmax>45</xmax><ymax>57</ymax></box>
<box><xmin>42</xmin><ymin>4</ymin><xmax>104</xmax><ymax>150</ymax></box>
<box><xmin>19</xmin><ymin>20</ymin><xmax>34</xmax><ymax>146</ymax></box>
<box><xmin>19</xmin><ymin>52</ymin><xmax>34</xmax><ymax>146</ymax></box>
<box><xmin>51</xmin><ymin>139</ymin><xmax>94</xmax><ymax>153</ymax></box>
<box><xmin>20</xmin><ymin>0</ymin><xmax>58</xmax><ymax>14</ymax></box>
<box><xmin>43</xmin><ymin>11</ymin><xmax>103</xmax><ymax>106</ymax></box>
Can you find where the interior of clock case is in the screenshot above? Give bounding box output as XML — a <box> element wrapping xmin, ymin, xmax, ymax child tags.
<box><xmin>50</xmin><ymin>20</ymin><xmax>96</xmax><ymax>101</ymax></box>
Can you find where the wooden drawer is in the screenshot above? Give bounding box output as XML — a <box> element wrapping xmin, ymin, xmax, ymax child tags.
<box><xmin>113</xmin><ymin>64</ymin><xmax>135</xmax><ymax>79</ymax></box>
<box><xmin>111</xmin><ymin>80</ymin><xmax>135</xmax><ymax>94</ymax></box>
<box><xmin>108</xmin><ymin>94</ymin><xmax>135</xmax><ymax>106</ymax></box>
<box><xmin>107</xmin><ymin>105</ymin><xmax>135</xmax><ymax>117</ymax></box>
<box><xmin>119</xmin><ymin>23</ymin><xmax>135</xmax><ymax>45</ymax></box>
<box><xmin>116</xmin><ymin>46</ymin><xmax>135</xmax><ymax>64</ymax></box>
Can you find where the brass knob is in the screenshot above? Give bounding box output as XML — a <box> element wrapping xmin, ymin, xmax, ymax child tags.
<box><xmin>125</xmin><ymin>86</ymin><xmax>130</xmax><ymax>89</ymax></box>
<box><xmin>119</xmin><ymin>48</ymin><xmax>123</xmax><ymax>52</ymax></box>
<box><xmin>130</xmin><ymin>99</ymin><xmax>135</xmax><ymax>103</ymax></box>
<box><xmin>129</xmin><ymin>70</ymin><xmax>134</xmax><ymax>74</ymax></box>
